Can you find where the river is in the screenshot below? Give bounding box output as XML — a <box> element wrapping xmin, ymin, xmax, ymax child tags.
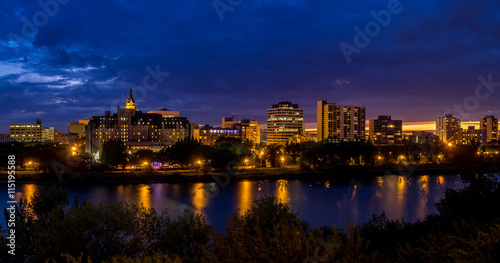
<box><xmin>3</xmin><ymin>174</ymin><xmax>465</xmax><ymax>230</ymax></box>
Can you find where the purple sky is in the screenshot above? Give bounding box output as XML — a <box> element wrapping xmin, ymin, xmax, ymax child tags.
<box><xmin>1</xmin><ymin>0</ymin><xmax>499</xmax><ymax>133</ymax></box>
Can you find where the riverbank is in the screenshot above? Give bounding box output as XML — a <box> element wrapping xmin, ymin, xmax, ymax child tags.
<box><xmin>0</xmin><ymin>164</ymin><xmax>471</xmax><ymax>185</ymax></box>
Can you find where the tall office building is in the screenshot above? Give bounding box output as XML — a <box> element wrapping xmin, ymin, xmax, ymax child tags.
<box><xmin>86</xmin><ymin>89</ymin><xmax>192</xmax><ymax>156</ymax></box>
<box><xmin>9</xmin><ymin>119</ymin><xmax>42</xmax><ymax>142</ymax></box>
<box><xmin>243</xmin><ymin>120</ymin><xmax>261</xmax><ymax>144</ymax></box>
<box><xmin>480</xmin><ymin>115</ymin><xmax>498</xmax><ymax>145</ymax></box>
<box><xmin>267</xmin><ymin>102</ymin><xmax>304</xmax><ymax>144</ymax></box>
<box><xmin>368</xmin><ymin>115</ymin><xmax>403</xmax><ymax>145</ymax></box>
<box><xmin>436</xmin><ymin>114</ymin><xmax>461</xmax><ymax>144</ymax></box>
<box><xmin>317</xmin><ymin>100</ymin><xmax>365</xmax><ymax>142</ymax></box>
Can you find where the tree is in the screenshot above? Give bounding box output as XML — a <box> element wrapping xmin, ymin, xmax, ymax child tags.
<box><xmin>168</xmin><ymin>139</ymin><xmax>210</xmax><ymax>168</ymax></box>
<box><xmin>100</xmin><ymin>140</ymin><xmax>127</xmax><ymax>169</ymax></box>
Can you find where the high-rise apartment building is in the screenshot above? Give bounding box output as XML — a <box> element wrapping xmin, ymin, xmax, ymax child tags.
<box><xmin>458</xmin><ymin>126</ymin><xmax>479</xmax><ymax>145</ymax></box>
<box><xmin>317</xmin><ymin>100</ymin><xmax>365</xmax><ymax>142</ymax></box>
<box><xmin>480</xmin><ymin>115</ymin><xmax>498</xmax><ymax>145</ymax></box>
<box><xmin>86</xmin><ymin>89</ymin><xmax>192</xmax><ymax>156</ymax></box>
<box><xmin>368</xmin><ymin>115</ymin><xmax>403</xmax><ymax>145</ymax></box>
<box><xmin>267</xmin><ymin>102</ymin><xmax>304</xmax><ymax>144</ymax></box>
<box><xmin>436</xmin><ymin>114</ymin><xmax>461</xmax><ymax>144</ymax></box>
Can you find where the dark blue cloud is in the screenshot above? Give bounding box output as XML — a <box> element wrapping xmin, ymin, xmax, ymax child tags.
<box><xmin>0</xmin><ymin>0</ymin><xmax>499</xmax><ymax>132</ymax></box>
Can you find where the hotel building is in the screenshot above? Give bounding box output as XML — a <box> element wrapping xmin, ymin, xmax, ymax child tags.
<box><xmin>368</xmin><ymin>115</ymin><xmax>403</xmax><ymax>145</ymax></box>
<box><xmin>317</xmin><ymin>100</ymin><xmax>365</xmax><ymax>142</ymax></box>
<box><xmin>267</xmin><ymin>102</ymin><xmax>304</xmax><ymax>144</ymax></box>
<box><xmin>85</xmin><ymin>89</ymin><xmax>192</xmax><ymax>156</ymax></box>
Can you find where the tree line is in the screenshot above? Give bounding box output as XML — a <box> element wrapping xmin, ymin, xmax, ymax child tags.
<box><xmin>1</xmin><ymin>138</ymin><xmax>499</xmax><ymax>175</ymax></box>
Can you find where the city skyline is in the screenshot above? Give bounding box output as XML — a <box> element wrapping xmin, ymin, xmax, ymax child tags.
<box><xmin>1</xmin><ymin>88</ymin><xmax>490</xmax><ymax>134</ymax></box>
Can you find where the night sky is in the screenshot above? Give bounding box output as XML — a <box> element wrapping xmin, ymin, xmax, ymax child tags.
<box><xmin>1</xmin><ymin>0</ymin><xmax>499</xmax><ymax>133</ymax></box>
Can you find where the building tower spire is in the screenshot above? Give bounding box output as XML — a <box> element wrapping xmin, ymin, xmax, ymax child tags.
<box><xmin>125</xmin><ymin>89</ymin><xmax>136</xmax><ymax>110</ymax></box>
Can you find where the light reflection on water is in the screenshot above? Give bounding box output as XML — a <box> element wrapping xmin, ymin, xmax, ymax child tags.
<box><xmin>6</xmin><ymin>174</ymin><xmax>466</xmax><ymax>230</ymax></box>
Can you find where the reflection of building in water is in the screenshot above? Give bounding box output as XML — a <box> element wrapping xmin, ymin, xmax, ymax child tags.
<box><xmin>416</xmin><ymin>176</ymin><xmax>429</xmax><ymax>219</ymax></box>
<box><xmin>349</xmin><ymin>183</ymin><xmax>360</xmax><ymax>221</ymax></box>
<box><xmin>374</xmin><ymin>176</ymin><xmax>408</xmax><ymax>220</ymax></box>
<box><xmin>437</xmin><ymin>176</ymin><xmax>445</xmax><ymax>185</ymax></box>
<box><xmin>238</xmin><ymin>181</ymin><xmax>253</xmax><ymax>215</ymax></box>
<box><xmin>192</xmin><ymin>183</ymin><xmax>207</xmax><ymax>210</ymax></box>
<box><xmin>22</xmin><ymin>184</ymin><xmax>37</xmax><ymax>203</ymax></box>
<box><xmin>396</xmin><ymin>176</ymin><xmax>407</xmax><ymax>217</ymax></box>
<box><xmin>137</xmin><ymin>184</ymin><xmax>151</xmax><ymax>208</ymax></box>
<box><xmin>276</xmin><ymin>180</ymin><xmax>289</xmax><ymax>204</ymax></box>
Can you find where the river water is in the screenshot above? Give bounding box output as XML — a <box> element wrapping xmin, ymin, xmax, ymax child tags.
<box><xmin>3</xmin><ymin>174</ymin><xmax>465</xmax><ymax>230</ymax></box>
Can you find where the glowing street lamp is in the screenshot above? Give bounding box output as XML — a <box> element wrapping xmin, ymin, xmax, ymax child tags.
<box><xmin>448</xmin><ymin>143</ymin><xmax>452</xmax><ymax>147</ymax></box>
